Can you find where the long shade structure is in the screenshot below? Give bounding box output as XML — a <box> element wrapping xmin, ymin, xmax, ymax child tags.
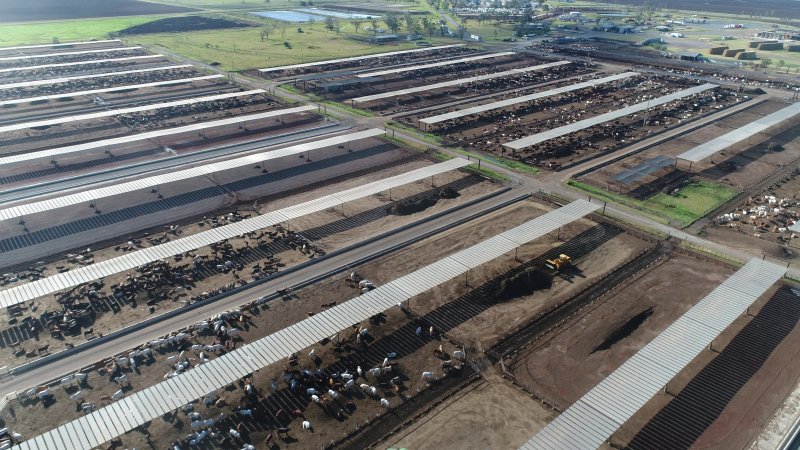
<box><xmin>18</xmin><ymin>199</ymin><xmax>598</xmax><ymax>450</ymax></box>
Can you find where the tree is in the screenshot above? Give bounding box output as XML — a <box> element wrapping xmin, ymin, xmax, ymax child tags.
<box><xmin>260</xmin><ymin>25</ymin><xmax>273</xmax><ymax>41</ymax></box>
<box><xmin>371</xmin><ymin>18</ymin><xmax>379</xmax><ymax>34</ymax></box>
<box><xmin>404</xmin><ymin>14</ymin><xmax>416</xmax><ymax>32</ymax></box>
<box><xmin>324</xmin><ymin>16</ymin><xmax>337</xmax><ymax>31</ymax></box>
<box><xmin>350</xmin><ymin>19</ymin><xmax>363</xmax><ymax>33</ymax></box>
<box><xmin>384</xmin><ymin>13</ymin><xmax>401</xmax><ymax>34</ymax></box>
<box><xmin>52</xmin><ymin>37</ymin><xmax>60</xmax><ymax>44</ymax></box>
<box><xmin>425</xmin><ymin>21</ymin><xmax>437</xmax><ymax>41</ymax></box>
<box><xmin>307</xmin><ymin>18</ymin><xmax>316</xmax><ymax>30</ymax></box>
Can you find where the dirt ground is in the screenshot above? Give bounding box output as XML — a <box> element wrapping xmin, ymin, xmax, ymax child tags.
<box><xmin>377</xmin><ymin>374</ymin><xmax>555</xmax><ymax>450</ymax></box>
<box><xmin>612</xmin><ymin>281</ymin><xmax>800</xmax><ymax>450</ymax></box>
<box><xmin>509</xmin><ymin>253</ymin><xmax>734</xmax><ymax>410</ymax></box>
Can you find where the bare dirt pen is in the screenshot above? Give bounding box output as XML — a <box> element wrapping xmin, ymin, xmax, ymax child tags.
<box><xmin>574</xmin><ymin>98</ymin><xmax>800</xmax><ymax>231</ymax></box>
<box><xmin>377</xmin><ymin>375</ymin><xmax>554</xmax><ymax>450</ymax></box>
<box><xmin>0</xmin><ymin>154</ymin><xmax>502</xmax><ymax>372</ymax></box>
<box><xmin>508</xmin><ymin>253</ymin><xmax>734</xmax><ymax>411</ymax></box>
<box><xmin>5</xmin><ymin>199</ymin><xmax>643</xmax><ymax>450</ymax></box>
<box><xmin>416</xmin><ymin>74</ymin><xmax>742</xmax><ymax>170</ymax></box>
<box><xmin>612</xmin><ymin>281</ymin><xmax>800</xmax><ymax>450</ymax></box>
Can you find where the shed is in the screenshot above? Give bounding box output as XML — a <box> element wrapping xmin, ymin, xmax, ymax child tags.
<box><xmin>676</xmin><ymin>51</ymin><xmax>703</xmax><ymax>61</ymax></box>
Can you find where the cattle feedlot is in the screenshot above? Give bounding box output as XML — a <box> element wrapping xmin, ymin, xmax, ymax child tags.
<box><xmin>0</xmin><ymin>2</ymin><xmax>799</xmax><ymax>450</ymax></box>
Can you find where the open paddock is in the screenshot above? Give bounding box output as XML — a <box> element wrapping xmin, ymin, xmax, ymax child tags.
<box><xmin>575</xmin><ymin>99</ymin><xmax>800</xmax><ymax>228</ymax></box>
<box><xmin>700</xmin><ymin>170</ymin><xmax>800</xmax><ymax>262</ymax></box>
<box><xmin>507</xmin><ymin>252</ymin><xmax>734</xmax><ymax>412</ymax></box>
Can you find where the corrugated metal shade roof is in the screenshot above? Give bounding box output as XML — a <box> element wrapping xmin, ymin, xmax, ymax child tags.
<box><xmin>0</xmin><ymin>75</ymin><xmax>223</xmax><ymax>107</ymax></box>
<box><xmin>0</xmin><ymin>39</ymin><xmax>120</xmax><ymax>51</ymax></box>
<box><xmin>0</xmin><ymin>90</ymin><xmax>264</xmax><ymax>133</ymax></box>
<box><xmin>0</xmin><ymin>54</ymin><xmax>163</xmax><ymax>75</ymax></box>
<box><xmin>0</xmin><ymin>46</ymin><xmax>141</xmax><ymax>62</ymax></box>
<box><xmin>0</xmin><ymin>64</ymin><xmax>191</xmax><ymax>91</ymax></box>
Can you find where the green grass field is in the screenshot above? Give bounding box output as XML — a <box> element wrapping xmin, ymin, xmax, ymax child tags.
<box><xmin>569</xmin><ymin>179</ymin><xmax>737</xmax><ymax>227</ymax></box>
<box><xmin>0</xmin><ymin>15</ymin><xmax>175</xmax><ymax>47</ymax></box>
<box><xmin>128</xmin><ymin>24</ymin><xmax>455</xmax><ymax>71</ymax></box>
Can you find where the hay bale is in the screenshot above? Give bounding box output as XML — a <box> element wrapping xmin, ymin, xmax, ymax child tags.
<box><xmin>757</xmin><ymin>42</ymin><xmax>783</xmax><ymax>50</ymax></box>
<box><xmin>709</xmin><ymin>46</ymin><xmax>728</xmax><ymax>55</ymax></box>
<box><xmin>723</xmin><ymin>48</ymin><xmax>745</xmax><ymax>57</ymax></box>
